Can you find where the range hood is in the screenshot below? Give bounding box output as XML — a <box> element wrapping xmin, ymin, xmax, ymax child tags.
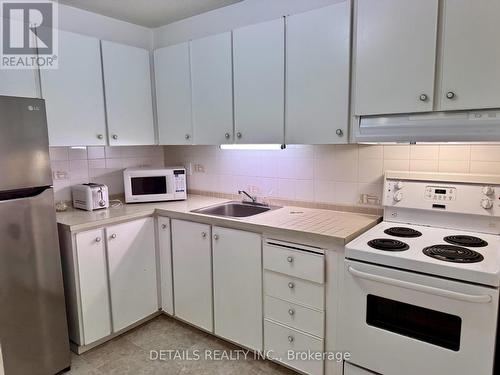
<box><xmin>354</xmin><ymin>110</ymin><xmax>500</xmax><ymax>143</ymax></box>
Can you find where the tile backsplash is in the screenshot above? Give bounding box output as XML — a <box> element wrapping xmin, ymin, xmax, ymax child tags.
<box><xmin>164</xmin><ymin>144</ymin><xmax>500</xmax><ymax>207</ymax></box>
<box><xmin>50</xmin><ymin>146</ymin><xmax>164</xmax><ymax>201</ymax></box>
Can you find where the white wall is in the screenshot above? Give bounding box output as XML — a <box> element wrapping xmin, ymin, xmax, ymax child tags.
<box><xmin>164</xmin><ymin>144</ymin><xmax>500</xmax><ymax>207</ymax></box>
<box><xmin>58</xmin><ymin>3</ymin><xmax>153</xmax><ymax>49</ymax></box>
<box><xmin>50</xmin><ymin>146</ymin><xmax>164</xmax><ymax>201</ymax></box>
<box><xmin>153</xmin><ymin>0</ymin><xmax>345</xmax><ymax>48</ymax></box>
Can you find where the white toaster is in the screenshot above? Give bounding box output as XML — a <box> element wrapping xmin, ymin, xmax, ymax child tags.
<box><xmin>72</xmin><ymin>183</ymin><xmax>109</xmax><ymax>211</ymax></box>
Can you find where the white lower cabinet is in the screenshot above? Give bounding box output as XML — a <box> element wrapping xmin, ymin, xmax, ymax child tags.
<box><xmin>171</xmin><ymin>219</ymin><xmax>213</xmax><ymax>331</ymax></box>
<box><xmin>264</xmin><ymin>320</ymin><xmax>324</xmax><ymax>375</ymax></box>
<box><xmin>158</xmin><ymin>217</ymin><xmax>173</xmax><ymax>315</ymax></box>
<box><xmin>263</xmin><ymin>239</ymin><xmax>325</xmax><ymax>375</ymax></box>
<box><xmin>213</xmin><ymin>227</ymin><xmax>262</xmax><ymax>351</ymax></box>
<box><xmin>74</xmin><ymin>228</ymin><xmax>111</xmax><ymax>345</ymax></box>
<box><xmin>59</xmin><ymin>217</ymin><xmax>158</xmax><ymax>351</ymax></box>
<box><xmin>106</xmin><ymin>218</ymin><xmax>158</xmax><ymax>332</ymax></box>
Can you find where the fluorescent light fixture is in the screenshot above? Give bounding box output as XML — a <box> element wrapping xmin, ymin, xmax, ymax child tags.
<box><xmin>70</xmin><ymin>146</ymin><xmax>87</xmax><ymax>150</ymax></box>
<box><xmin>220</xmin><ymin>144</ymin><xmax>285</xmax><ymax>150</ymax></box>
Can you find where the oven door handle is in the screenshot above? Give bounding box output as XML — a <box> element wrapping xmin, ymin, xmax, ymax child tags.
<box><xmin>348</xmin><ymin>266</ymin><xmax>492</xmax><ymax>304</ymax></box>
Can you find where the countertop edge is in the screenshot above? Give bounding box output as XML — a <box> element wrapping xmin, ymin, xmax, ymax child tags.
<box><xmin>57</xmin><ymin>198</ymin><xmax>382</xmax><ymax>247</ymax></box>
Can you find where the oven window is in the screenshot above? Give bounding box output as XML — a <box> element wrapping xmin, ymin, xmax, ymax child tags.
<box><xmin>366</xmin><ymin>295</ymin><xmax>461</xmax><ymax>351</ymax></box>
<box><xmin>131</xmin><ymin>177</ymin><xmax>167</xmax><ymax>195</ymax></box>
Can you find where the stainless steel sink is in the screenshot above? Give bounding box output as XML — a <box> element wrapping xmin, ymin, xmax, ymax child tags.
<box><xmin>191</xmin><ymin>201</ymin><xmax>281</xmax><ymax>218</ymax></box>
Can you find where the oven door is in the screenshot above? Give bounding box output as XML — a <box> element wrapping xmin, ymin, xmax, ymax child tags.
<box><xmin>340</xmin><ymin>260</ymin><xmax>499</xmax><ymax>375</ymax></box>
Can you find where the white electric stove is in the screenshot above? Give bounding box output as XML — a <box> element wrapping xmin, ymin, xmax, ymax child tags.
<box><xmin>341</xmin><ymin>171</ymin><xmax>500</xmax><ymax>375</ymax></box>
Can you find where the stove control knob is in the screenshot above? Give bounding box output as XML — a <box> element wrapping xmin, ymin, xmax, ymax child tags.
<box><xmin>393</xmin><ymin>191</ymin><xmax>403</xmax><ymax>202</ymax></box>
<box><xmin>482</xmin><ymin>186</ymin><xmax>495</xmax><ymax>196</ymax></box>
<box><xmin>395</xmin><ymin>181</ymin><xmax>404</xmax><ymax>190</ymax></box>
<box><xmin>481</xmin><ymin>198</ymin><xmax>493</xmax><ymax>209</ymax></box>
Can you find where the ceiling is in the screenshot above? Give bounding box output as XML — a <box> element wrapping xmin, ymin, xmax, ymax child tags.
<box><xmin>58</xmin><ymin>0</ymin><xmax>243</xmax><ymax>28</ymax></box>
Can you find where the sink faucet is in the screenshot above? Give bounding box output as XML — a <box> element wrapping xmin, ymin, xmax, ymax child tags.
<box><xmin>238</xmin><ymin>190</ymin><xmax>257</xmax><ymax>204</ymax></box>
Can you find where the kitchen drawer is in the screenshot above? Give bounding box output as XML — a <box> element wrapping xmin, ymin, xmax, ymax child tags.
<box><xmin>264</xmin><ymin>319</ymin><xmax>324</xmax><ymax>375</ymax></box>
<box><xmin>264</xmin><ymin>295</ymin><xmax>324</xmax><ymax>338</ymax></box>
<box><xmin>264</xmin><ymin>270</ymin><xmax>324</xmax><ymax>310</ymax></box>
<box><xmin>263</xmin><ymin>241</ymin><xmax>324</xmax><ymax>283</ymax></box>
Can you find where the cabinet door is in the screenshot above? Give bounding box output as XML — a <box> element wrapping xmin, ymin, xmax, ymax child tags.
<box><xmin>354</xmin><ymin>0</ymin><xmax>438</xmax><ymax>115</ymax></box>
<box><xmin>233</xmin><ymin>18</ymin><xmax>285</xmax><ymax>144</ymax></box>
<box><xmin>106</xmin><ymin>218</ymin><xmax>158</xmax><ymax>332</ymax></box>
<box><xmin>75</xmin><ymin>228</ymin><xmax>111</xmax><ymax>345</ymax></box>
<box><xmin>157</xmin><ymin>217</ymin><xmax>173</xmax><ymax>315</ymax></box>
<box><xmin>213</xmin><ymin>227</ymin><xmax>262</xmax><ymax>350</ymax></box>
<box><xmin>191</xmin><ymin>32</ymin><xmax>234</xmax><ymax>145</ymax></box>
<box><xmin>0</xmin><ymin>70</ymin><xmax>38</xmax><ymax>98</ymax></box>
<box><xmin>440</xmin><ymin>0</ymin><xmax>500</xmax><ymax>111</ymax></box>
<box><xmin>171</xmin><ymin>219</ymin><xmax>213</xmax><ymax>331</ymax></box>
<box><xmin>40</xmin><ymin>30</ymin><xmax>106</xmax><ymax>146</ymax></box>
<box><xmin>155</xmin><ymin>43</ymin><xmax>193</xmax><ymax>144</ymax></box>
<box><xmin>286</xmin><ymin>3</ymin><xmax>350</xmax><ymax>144</ymax></box>
<box><xmin>101</xmin><ymin>41</ymin><xmax>155</xmax><ymax>145</ymax></box>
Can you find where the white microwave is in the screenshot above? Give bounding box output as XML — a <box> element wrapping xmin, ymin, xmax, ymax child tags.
<box><xmin>123</xmin><ymin>167</ymin><xmax>187</xmax><ymax>203</ymax></box>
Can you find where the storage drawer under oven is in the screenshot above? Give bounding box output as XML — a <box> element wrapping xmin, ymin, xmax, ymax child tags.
<box><xmin>340</xmin><ymin>260</ymin><xmax>499</xmax><ymax>375</ymax></box>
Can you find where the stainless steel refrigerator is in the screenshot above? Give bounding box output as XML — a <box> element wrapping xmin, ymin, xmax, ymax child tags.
<box><xmin>0</xmin><ymin>96</ymin><xmax>70</xmax><ymax>374</ymax></box>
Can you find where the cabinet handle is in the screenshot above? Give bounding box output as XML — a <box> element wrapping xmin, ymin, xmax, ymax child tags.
<box><xmin>419</xmin><ymin>94</ymin><xmax>428</xmax><ymax>102</ymax></box>
<box><xmin>213</xmin><ymin>234</ymin><xmax>219</xmax><ymax>240</ymax></box>
<box><xmin>336</xmin><ymin>129</ymin><xmax>343</xmax><ymax>137</ymax></box>
<box><xmin>236</xmin><ymin>132</ymin><xmax>242</xmax><ymax>139</ymax></box>
<box><xmin>185</xmin><ymin>134</ymin><xmax>190</xmax><ymax>140</ymax></box>
<box><xmin>112</xmin><ymin>134</ymin><xmax>118</xmax><ymax>140</ymax></box>
<box><xmin>446</xmin><ymin>91</ymin><xmax>456</xmax><ymax>99</ymax></box>
<box><xmin>288</xmin><ymin>282</ymin><xmax>295</xmax><ymax>289</ymax></box>
<box><xmin>97</xmin><ymin>134</ymin><xmax>103</xmax><ymax>140</ymax></box>
<box><xmin>287</xmin><ymin>256</ymin><xmax>294</xmax><ymax>263</ymax></box>
<box><xmin>288</xmin><ymin>308</ymin><xmax>295</xmax><ymax>316</ymax></box>
<box><xmin>288</xmin><ymin>335</ymin><xmax>294</xmax><ymax>343</ymax></box>
<box><xmin>95</xmin><ymin>237</ymin><xmax>101</xmax><ymax>242</ymax></box>
<box><xmin>110</xmin><ymin>233</ymin><xmax>117</xmax><ymax>239</ymax></box>
<box><xmin>202</xmin><ymin>232</ymin><xmax>207</xmax><ymax>238</ymax></box>
<box><xmin>224</xmin><ymin>132</ymin><xmax>231</xmax><ymax>139</ymax></box>
<box><xmin>161</xmin><ymin>224</ymin><xmax>167</xmax><ymax>230</ymax></box>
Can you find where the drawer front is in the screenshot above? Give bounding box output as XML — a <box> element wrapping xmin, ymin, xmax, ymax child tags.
<box><xmin>264</xmin><ymin>270</ymin><xmax>324</xmax><ymax>310</ymax></box>
<box><xmin>264</xmin><ymin>319</ymin><xmax>324</xmax><ymax>375</ymax></box>
<box><xmin>264</xmin><ymin>296</ymin><xmax>324</xmax><ymax>338</ymax></box>
<box><xmin>263</xmin><ymin>243</ymin><xmax>324</xmax><ymax>283</ymax></box>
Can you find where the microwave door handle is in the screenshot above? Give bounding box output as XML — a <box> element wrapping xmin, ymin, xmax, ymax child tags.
<box><xmin>348</xmin><ymin>266</ymin><xmax>492</xmax><ymax>304</ymax></box>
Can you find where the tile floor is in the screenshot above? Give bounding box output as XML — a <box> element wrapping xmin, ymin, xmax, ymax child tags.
<box><xmin>66</xmin><ymin>315</ymin><xmax>296</xmax><ymax>375</ymax></box>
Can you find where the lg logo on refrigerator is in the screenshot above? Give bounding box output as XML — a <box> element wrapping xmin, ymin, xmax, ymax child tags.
<box><xmin>0</xmin><ymin>0</ymin><xmax>58</xmax><ymax>69</ymax></box>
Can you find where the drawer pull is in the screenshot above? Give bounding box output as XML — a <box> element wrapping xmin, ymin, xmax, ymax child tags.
<box><xmin>95</xmin><ymin>237</ymin><xmax>101</xmax><ymax>243</ymax></box>
<box><xmin>161</xmin><ymin>224</ymin><xmax>167</xmax><ymax>230</ymax></box>
<box><xmin>286</xmin><ymin>256</ymin><xmax>294</xmax><ymax>263</ymax></box>
<box><xmin>288</xmin><ymin>335</ymin><xmax>294</xmax><ymax>343</ymax></box>
<box><xmin>288</xmin><ymin>282</ymin><xmax>295</xmax><ymax>289</ymax></box>
<box><xmin>288</xmin><ymin>308</ymin><xmax>295</xmax><ymax>316</ymax></box>
<box><xmin>110</xmin><ymin>233</ymin><xmax>117</xmax><ymax>239</ymax></box>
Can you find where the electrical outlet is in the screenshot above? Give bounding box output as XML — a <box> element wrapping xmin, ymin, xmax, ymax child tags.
<box><xmin>194</xmin><ymin>164</ymin><xmax>205</xmax><ymax>173</ymax></box>
<box><xmin>52</xmin><ymin>171</ymin><xmax>69</xmax><ymax>180</ymax></box>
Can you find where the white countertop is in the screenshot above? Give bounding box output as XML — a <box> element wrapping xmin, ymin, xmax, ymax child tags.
<box><xmin>57</xmin><ymin>195</ymin><xmax>381</xmax><ymax>246</ymax></box>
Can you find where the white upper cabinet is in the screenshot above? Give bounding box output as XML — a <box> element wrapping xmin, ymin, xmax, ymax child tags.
<box><xmin>354</xmin><ymin>0</ymin><xmax>438</xmax><ymax>116</ymax></box>
<box><xmin>40</xmin><ymin>30</ymin><xmax>107</xmax><ymax>146</ymax></box>
<box><xmin>191</xmin><ymin>32</ymin><xmax>234</xmax><ymax>145</ymax></box>
<box><xmin>286</xmin><ymin>2</ymin><xmax>350</xmax><ymax>144</ymax></box>
<box><xmin>155</xmin><ymin>42</ymin><xmax>193</xmax><ymax>145</ymax></box>
<box><xmin>233</xmin><ymin>18</ymin><xmax>285</xmax><ymax>144</ymax></box>
<box><xmin>0</xmin><ymin>69</ymin><xmax>39</xmax><ymax>98</ymax></box>
<box><xmin>439</xmin><ymin>0</ymin><xmax>500</xmax><ymax>111</ymax></box>
<box><xmin>101</xmin><ymin>41</ymin><xmax>155</xmax><ymax>145</ymax></box>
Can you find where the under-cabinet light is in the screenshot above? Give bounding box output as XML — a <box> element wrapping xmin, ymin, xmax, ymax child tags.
<box><xmin>219</xmin><ymin>144</ymin><xmax>285</xmax><ymax>150</ymax></box>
